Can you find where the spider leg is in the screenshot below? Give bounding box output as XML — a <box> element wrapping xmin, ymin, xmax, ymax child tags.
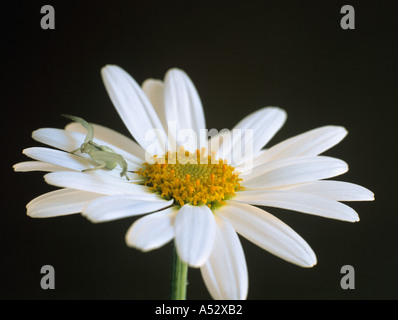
<box><xmin>82</xmin><ymin>161</ymin><xmax>106</xmax><ymax>172</ymax></box>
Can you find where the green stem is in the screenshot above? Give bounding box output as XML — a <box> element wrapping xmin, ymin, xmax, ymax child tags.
<box><xmin>171</xmin><ymin>244</ymin><xmax>188</xmax><ymax>300</ymax></box>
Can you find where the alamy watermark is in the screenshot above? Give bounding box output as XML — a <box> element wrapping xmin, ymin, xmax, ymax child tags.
<box><xmin>340</xmin><ymin>5</ymin><xmax>355</xmax><ymax>30</ymax></box>
<box><xmin>40</xmin><ymin>5</ymin><xmax>55</xmax><ymax>30</ymax></box>
<box><xmin>40</xmin><ymin>265</ymin><xmax>55</xmax><ymax>290</ymax></box>
<box><xmin>40</xmin><ymin>5</ymin><xmax>355</xmax><ymax>31</ymax></box>
<box><xmin>143</xmin><ymin>124</ymin><xmax>254</xmax><ymax>172</ymax></box>
<box><xmin>340</xmin><ymin>265</ymin><xmax>355</xmax><ymax>290</ymax></box>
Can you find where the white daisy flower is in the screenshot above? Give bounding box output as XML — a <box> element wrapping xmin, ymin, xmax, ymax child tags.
<box><xmin>14</xmin><ymin>65</ymin><xmax>374</xmax><ymax>300</ymax></box>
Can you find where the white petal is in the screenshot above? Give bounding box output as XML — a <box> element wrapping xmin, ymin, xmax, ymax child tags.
<box><xmin>14</xmin><ymin>161</ymin><xmax>69</xmax><ymax>172</ymax></box>
<box><xmin>174</xmin><ymin>204</ymin><xmax>216</xmax><ymax>267</ymax></box>
<box><xmin>233</xmin><ymin>190</ymin><xmax>359</xmax><ymax>222</ymax></box>
<box><xmin>27</xmin><ymin>188</ymin><xmax>102</xmax><ymax>218</ymax></box>
<box><xmin>44</xmin><ymin>171</ymin><xmax>148</xmax><ymax>195</ymax></box>
<box><xmin>232</xmin><ymin>107</ymin><xmax>286</xmax><ymax>155</ymax></box>
<box><xmin>200</xmin><ymin>215</ymin><xmax>248</xmax><ymax>300</ymax></box>
<box><xmin>253</xmin><ymin>126</ymin><xmax>348</xmax><ymax>166</ymax></box>
<box><xmin>242</xmin><ymin>156</ymin><xmax>348</xmax><ymax>189</ymax></box>
<box><xmin>101</xmin><ymin>65</ymin><xmax>167</xmax><ymax>154</ymax></box>
<box><xmin>65</xmin><ymin>122</ymin><xmax>146</xmax><ymax>161</ymax></box>
<box><xmin>32</xmin><ymin>128</ymin><xmax>82</xmax><ymax>152</ymax></box>
<box><xmin>282</xmin><ymin>180</ymin><xmax>375</xmax><ymax>201</ymax></box>
<box><xmin>82</xmin><ymin>194</ymin><xmax>173</xmax><ymax>222</ymax></box>
<box><xmin>218</xmin><ymin>201</ymin><xmax>317</xmax><ymax>267</ymax></box>
<box><xmin>125</xmin><ymin>207</ymin><xmax>177</xmax><ymax>251</ymax></box>
<box><xmin>164</xmin><ymin>68</ymin><xmax>206</xmax><ymax>151</ymax></box>
<box><xmin>23</xmin><ymin>147</ymin><xmax>92</xmax><ymax>171</ymax></box>
<box><xmin>209</xmin><ymin>107</ymin><xmax>286</xmax><ymax>164</ymax></box>
<box><xmin>142</xmin><ymin>79</ymin><xmax>168</xmax><ymax>130</ymax></box>
<box><xmin>32</xmin><ymin>128</ymin><xmax>142</xmax><ymax>170</ymax></box>
<box><xmin>242</xmin><ymin>156</ymin><xmax>326</xmax><ymax>181</ymax></box>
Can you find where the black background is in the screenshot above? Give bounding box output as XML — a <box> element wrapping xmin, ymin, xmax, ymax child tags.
<box><xmin>2</xmin><ymin>0</ymin><xmax>396</xmax><ymax>300</ymax></box>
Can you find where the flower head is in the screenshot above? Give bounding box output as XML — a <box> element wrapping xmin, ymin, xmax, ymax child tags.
<box><xmin>14</xmin><ymin>65</ymin><xmax>374</xmax><ymax>299</ymax></box>
<box><xmin>137</xmin><ymin>147</ymin><xmax>243</xmax><ymax>208</ymax></box>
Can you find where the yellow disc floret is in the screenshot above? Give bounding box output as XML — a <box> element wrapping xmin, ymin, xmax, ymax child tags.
<box><xmin>137</xmin><ymin>147</ymin><xmax>243</xmax><ymax>209</ymax></box>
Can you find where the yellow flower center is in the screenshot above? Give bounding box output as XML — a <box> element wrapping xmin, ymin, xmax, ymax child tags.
<box><xmin>137</xmin><ymin>147</ymin><xmax>243</xmax><ymax>209</ymax></box>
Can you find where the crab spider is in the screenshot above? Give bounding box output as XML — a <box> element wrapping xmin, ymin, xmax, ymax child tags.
<box><xmin>63</xmin><ymin>114</ymin><xmax>129</xmax><ymax>180</ymax></box>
